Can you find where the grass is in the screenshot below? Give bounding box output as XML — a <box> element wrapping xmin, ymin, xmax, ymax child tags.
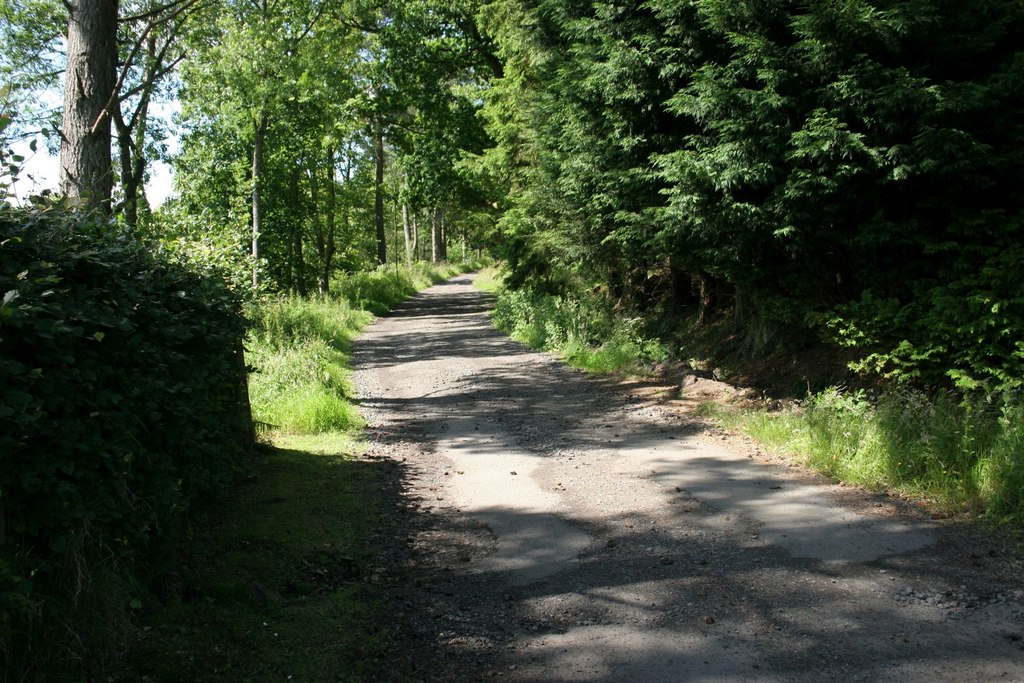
<box><xmin>490</xmin><ymin>278</ymin><xmax>668</xmax><ymax>374</ymax></box>
<box><xmin>248</xmin><ymin>262</ymin><xmax>484</xmax><ymax>434</ymax></box>
<box><xmin>247</xmin><ymin>298</ymin><xmax>368</xmax><ymax>434</ymax></box>
<box><xmin>729</xmin><ymin>389</ymin><xmax>1024</xmax><ymax>526</ymax></box>
<box><xmin>473</xmin><ymin>266</ymin><xmax>502</xmax><ymax>293</ymax></box>
<box><xmin>341</xmin><ymin>261</ymin><xmax>482</xmax><ymax>315</ymax></box>
<box><xmin>123</xmin><ymin>262</ymin><xmax>482</xmax><ymax>680</ymax></box>
<box><xmin>125</xmin><ymin>439</ymin><xmax>386</xmax><ymax>682</ymax></box>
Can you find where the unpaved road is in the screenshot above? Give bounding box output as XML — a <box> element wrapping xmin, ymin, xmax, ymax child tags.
<box><xmin>354</xmin><ymin>274</ymin><xmax>1024</xmax><ymax>682</ymax></box>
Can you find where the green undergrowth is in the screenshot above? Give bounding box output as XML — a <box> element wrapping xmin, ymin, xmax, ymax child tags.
<box><xmin>249</xmin><ymin>262</ymin><xmax>482</xmax><ymax>434</ymax></box>
<box><xmin>341</xmin><ymin>261</ymin><xmax>478</xmax><ymax>314</ymax></box>
<box><xmin>722</xmin><ymin>390</ymin><xmax>1024</xmax><ymax>527</ymax></box>
<box><xmin>247</xmin><ymin>297</ymin><xmax>370</xmax><ymax>434</ymax></box>
<box><xmin>489</xmin><ymin>275</ymin><xmax>669</xmax><ymax>374</ymax></box>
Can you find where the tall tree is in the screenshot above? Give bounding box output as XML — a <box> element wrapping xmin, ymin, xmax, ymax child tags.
<box><xmin>373</xmin><ymin>111</ymin><xmax>386</xmax><ymax>264</ymax></box>
<box><xmin>112</xmin><ymin>0</ymin><xmax>198</xmax><ymax>226</ymax></box>
<box><xmin>180</xmin><ymin>0</ymin><xmax>333</xmax><ymax>285</ymax></box>
<box><xmin>59</xmin><ymin>0</ymin><xmax>119</xmax><ymax>211</ymax></box>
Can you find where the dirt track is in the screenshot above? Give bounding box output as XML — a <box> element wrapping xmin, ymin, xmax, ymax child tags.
<box><xmin>353</xmin><ymin>274</ymin><xmax>1024</xmax><ymax>682</ymax></box>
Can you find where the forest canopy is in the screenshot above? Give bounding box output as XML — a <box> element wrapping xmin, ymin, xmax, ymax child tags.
<box><xmin>2</xmin><ymin>0</ymin><xmax>1024</xmax><ymax>390</ymax></box>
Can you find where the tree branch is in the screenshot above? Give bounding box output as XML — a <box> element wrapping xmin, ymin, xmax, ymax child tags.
<box><xmin>118</xmin><ymin>0</ymin><xmax>190</xmax><ymax>24</ymax></box>
<box><xmin>117</xmin><ymin>51</ymin><xmax>185</xmax><ymax>104</ymax></box>
<box><xmin>91</xmin><ymin>0</ymin><xmax>202</xmax><ymax>134</ymax></box>
<box><xmin>292</xmin><ymin>1</ymin><xmax>327</xmax><ymax>46</ymax></box>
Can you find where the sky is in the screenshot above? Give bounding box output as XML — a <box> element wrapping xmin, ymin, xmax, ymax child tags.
<box><xmin>8</xmin><ymin>136</ymin><xmax>176</xmax><ymax>208</ymax></box>
<box><xmin>6</xmin><ymin>98</ymin><xmax>179</xmax><ymax>209</ymax></box>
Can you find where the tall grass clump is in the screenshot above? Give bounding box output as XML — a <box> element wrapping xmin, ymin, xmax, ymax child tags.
<box><xmin>248</xmin><ymin>297</ymin><xmax>368</xmax><ymax>434</ymax></box>
<box><xmin>249</xmin><ymin>262</ymin><xmax>483</xmax><ymax>435</ymax></box>
<box><xmin>492</xmin><ymin>285</ymin><xmax>668</xmax><ymax>374</ymax></box>
<box><xmin>738</xmin><ymin>389</ymin><xmax>1024</xmax><ymax>525</ymax></box>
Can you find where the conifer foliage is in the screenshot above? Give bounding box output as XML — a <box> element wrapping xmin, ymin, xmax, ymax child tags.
<box><xmin>482</xmin><ymin>0</ymin><xmax>1024</xmax><ymax>391</ymax></box>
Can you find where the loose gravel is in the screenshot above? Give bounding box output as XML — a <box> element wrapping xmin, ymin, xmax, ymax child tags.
<box><xmin>354</xmin><ymin>274</ymin><xmax>1024</xmax><ymax>682</ymax></box>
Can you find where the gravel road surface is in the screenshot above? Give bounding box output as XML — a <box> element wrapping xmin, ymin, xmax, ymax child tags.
<box><xmin>353</xmin><ymin>274</ymin><xmax>1024</xmax><ymax>682</ymax></box>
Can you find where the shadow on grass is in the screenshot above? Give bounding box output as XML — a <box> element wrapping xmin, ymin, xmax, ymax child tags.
<box><xmin>123</xmin><ymin>438</ymin><xmax>406</xmax><ymax>683</ymax></box>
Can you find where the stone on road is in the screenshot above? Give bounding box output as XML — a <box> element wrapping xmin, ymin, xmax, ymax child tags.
<box><xmin>354</xmin><ymin>274</ymin><xmax>1024</xmax><ymax>682</ymax></box>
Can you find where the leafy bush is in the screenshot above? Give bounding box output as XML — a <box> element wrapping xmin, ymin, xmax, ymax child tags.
<box><xmin>0</xmin><ymin>205</ymin><xmax>250</xmax><ymax>676</ymax></box>
<box><xmin>492</xmin><ymin>283</ymin><xmax>668</xmax><ymax>373</ymax></box>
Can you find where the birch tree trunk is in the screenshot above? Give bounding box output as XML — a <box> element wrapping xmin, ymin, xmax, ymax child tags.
<box><xmin>59</xmin><ymin>0</ymin><xmax>119</xmax><ymax>213</ymax></box>
<box><xmin>290</xmin><ymin>165</ymin><xmax>306</xmax><ymax>295</ymax></box>
<box><xmin>374</xmin><ymin>116</ymin><xmax>387</xmax><ymax>265</ymax></box>
<box><xmin>431</xmin><ymin>206</ymin><xmax>439</xmax><ymax>263</ymax></box>
<box><xmin>251</xmin><ymin>112</ymin><xmax>268</xmax><ymax>288</ymax></box>
<box><xmin>402</xmin><ymin>203</ymin><xmax>413</xmax><ymax>264</ymax></box>
<box><xmin>412</xmin><ymin>208</ymin><xmax>419</xmax><ymax>261</ymax></box>
<box><xmin>433</xmin><ymin>206</ymin><xmax>447</xmax><ymax>262</ymax></box>
<box><xmin>322</xmin><ymin>150</ymin><xmax>337</xmax><ymax>294</ymax></box>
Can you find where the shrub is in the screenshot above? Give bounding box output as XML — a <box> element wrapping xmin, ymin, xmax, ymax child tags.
<box><xmin>0</xmin><ymin>205</ymin><xmax>250</xmax><ymax>677</ymax></box>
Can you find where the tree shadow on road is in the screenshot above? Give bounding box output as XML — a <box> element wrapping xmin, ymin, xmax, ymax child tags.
<box><xmin>357</xmin><ymin>278</ymin><xmax>1024</xmax><ymax>682</ymax></box>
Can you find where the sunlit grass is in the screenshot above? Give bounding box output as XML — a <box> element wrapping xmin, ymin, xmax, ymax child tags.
<box><xmin>340</xmin><ymin>261</ymin><xmax>484</xmax><ymax>314</ymax></box>
<box><xmin>732</xmin><ymin>389</ymin><xmax>1024</xmax><ymax>526</ymax></box>
<box><xmin>473</xmin><ymin>265</ymin><xmax>502</xmax><ymax>292</ymax></box>
<box><xmin>491</xmin><ymin>284</ymin><xmax>668</xmax><ymax>375</ymax></box>
<box><xmin>249</xmin><ymin>262</ymin><xmax>482</xmax><ymax>437</ymax></box>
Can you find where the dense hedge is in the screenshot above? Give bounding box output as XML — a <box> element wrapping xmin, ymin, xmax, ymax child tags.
<box><xmin>0</xmin><ymin>206</ymin><xmax>251</xmax><ymax>675</ymax></box>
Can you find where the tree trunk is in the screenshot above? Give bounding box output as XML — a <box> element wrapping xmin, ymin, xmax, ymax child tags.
<box><xmin>290</xmin><ymin>165</ymin><xmax>306</xmax><ymax>295</ymax></box>
<box><xmin>322</xmin><ymin>201</ymin><xmax>336</xmax><ymax>294</ymax></box>
<box><xmin>374</xmin><ymin>116</ymin><xmax>386</xmax><ymax>266</ymax></box>
<box><xmin>431</xmin><ymin>207</ymin><xmax>439</xmax><ymax>263</ymax></box>
<box><xmin>310</xmin><ymin>152</ymin><xmax>336</xmax><ymax>297</ymax></box>
<box><xmin>402</xmin><ymin>203</ymin><xmax>413</xmax><ymax>264</ymax></box>
<box><xmin>114</xmin><ymin>111</ymin><xmax>136</xmax><ymax>222</ymax></box>
<box><xmin>433</xmin><ymin>206</ymin><xmax>447</xmax><ymax>262</ymax></box>
<box><xmin>341</xmin><ymin>146</ymin><xmax>351</xmax><ymax>275</ymax></box>
<box><xmin>251</xmin><ymin>111</ymin><xmax>268</xmax><ymax>288</ymax></box>
<box><xmin>59</xmin><ymin>0</ymin><xmax>119</xmax><ymax>213</ymax></box>
<box><xmin>412</xmin><ymin>208</ymin><xmax>419</xmax><ymax>261</ymax></box>
<box><xmin>113</xmin><ymin>94</ymin><xmax>150</xmax><ymax>228</ymax></box>
<box><xmin>693</xmin><ymin>273</ymin><xmax>713</xmax><ymax>326</ymax></box>
<box><xmin>322</xmin><ymin>147</ymin><xmax>337</xmax><ymax>293</ymax></box>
